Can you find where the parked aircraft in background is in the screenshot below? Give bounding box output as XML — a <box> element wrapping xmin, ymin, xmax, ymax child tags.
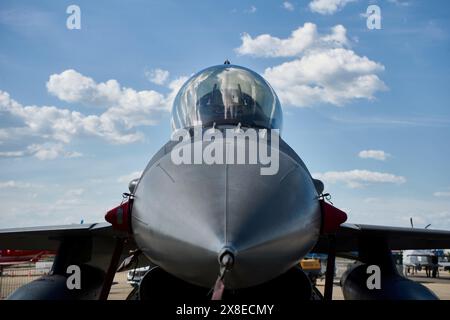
<box><xmin>0</xmin><ymin>250</ymin><xmax>53</xmax><ymax>267</ymax></box>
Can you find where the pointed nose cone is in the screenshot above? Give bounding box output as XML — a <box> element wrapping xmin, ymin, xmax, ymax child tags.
<box><xmin>132</xmin><ymin>139</ymin><xmax>321</xmax><ymax>289</ymax></box>
<box><xmin>217</xmin><ymin>157</ymin><xmax>321</xmax><ymax>288</ymax></box>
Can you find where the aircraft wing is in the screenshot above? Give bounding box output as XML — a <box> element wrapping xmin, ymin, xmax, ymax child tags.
<box><xmin>313</xmin><ymin>223</ymin><xmax>450</xmax><ymax>253</ymax></box>
<box><xmin>0</xmin><ymin>223</ymin><xmax>148</xmax><ymax>299</ymax></box>
<box><xmin>0</xmin><ymin>223</ymin><xmax>117</xmax><ymax>251</ymax></box>
<box><xmin>0</xmin><ymin>223</ymin><xmax>151</xmax><ymax>271</ymax></box>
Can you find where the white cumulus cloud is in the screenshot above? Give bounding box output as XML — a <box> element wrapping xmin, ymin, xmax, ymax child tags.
<box><xmin>236</xmin><ymin>23</ymin><xmax>321</xmax><ymax>58</ymax></box>
<box><xmin>309</xmin><ymin>0</ymin><xmax>357</xmax><ymax>15</ymax></box>
<box><xmin>0</xmin><ymin>89</ymin><xmax>139</xmax><ymax>145</ymax></box>
<box><xmin>264</xmin><ymin>48</ymin><xmax>386</xmax><ymax>106</ymax></box>
<box><xmin>46</xmin><ymin>69</ymin><xmax>171</xmax><ymax>115</ymax></box>
<box><xmin>433</xmin><ymin>191</ymin><xmax>450</xmax><ymax>197</ymax></box>
<box><xmin>0</xmin><ymin>180</ymin><xmax>37</xmax><ymax>189</ymax></box>
<box><xmin>0</xmin><ymin>70</ymin><xmax>187</xmax><ymax>159</ymax></box>
<box><xmin>314</xmin><ymin>169</ymin><xmax>406</xmax><ymax>188</ymax></box>
<box><xmin>283</xmin><ymin>2</ymin><xmax>295</xmax><ymax>11</ymax></box>
<box><xmin>27</xmin><ymin>143</ymin><xmax>82</xmax><ymax>160</ymax></box>
<box><xmin>0</xmin><ymin>142</ymin><xmax>82</xmax><ymax>160</ymax></box>
<box><xmin>358</xmin><ymin>150</ymin><xmax>390</xmax><ymax>161</ymax></box>
<box><xmin>118</xmin><ymin>171</ymin><xmax>143</xmax><ymax>184</ymax></box>
<box><xmin>235</xmin><ymin>23</ymin><xmax>386</xmax><ymax>107</ymax></box>
<box><xmin>145</xmin><ymin>68</ymin><xmax>170</xmax><ymax>85</ymax></box>
<box><xmin>0</xmin><ymin>150</ymin><xmax>25</xmax><ymax>157</ymax></box>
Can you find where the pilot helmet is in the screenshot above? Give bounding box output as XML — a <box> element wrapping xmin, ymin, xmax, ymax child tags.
<box><xmin>171</xmin><ymin>64</ymin><xmax>283</xmax><ymax>132</ymax></box>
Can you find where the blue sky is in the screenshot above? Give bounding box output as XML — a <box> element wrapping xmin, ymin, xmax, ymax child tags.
<box><xmin>0</xmin><ymin>0</ymin><xmax>449</xmax><ymax>229</ymax></box>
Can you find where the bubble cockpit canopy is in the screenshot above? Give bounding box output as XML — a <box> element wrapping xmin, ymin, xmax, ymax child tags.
<box><xmin>171</xmin><ymin>64</ymin><xmax>283</xmax><ymax>132</ymax></box>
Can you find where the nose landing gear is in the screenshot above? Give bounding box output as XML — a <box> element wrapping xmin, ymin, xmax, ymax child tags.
<box><xmin>211</xmin><ymin>249</ymin><xmax>235</xmax><ymax>300</ymax></box>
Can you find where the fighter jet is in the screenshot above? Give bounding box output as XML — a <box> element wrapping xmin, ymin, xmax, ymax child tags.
<box><xmin>1</xmin><ymin>64</ymin><xmax>449</xmax><ymax>300</ymax></box>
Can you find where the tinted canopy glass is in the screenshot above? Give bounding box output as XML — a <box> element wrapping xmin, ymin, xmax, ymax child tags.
<box><xmin>171</xmin><ymin>65</ymin><xmax>283</xmax><ymax>131</ymax></box>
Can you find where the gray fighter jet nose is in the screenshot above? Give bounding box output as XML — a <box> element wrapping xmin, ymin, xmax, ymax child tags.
<box><xmin>131</xmin><ymin>137</ymin><xmax>321</xmax><ymax>289</ymax></box>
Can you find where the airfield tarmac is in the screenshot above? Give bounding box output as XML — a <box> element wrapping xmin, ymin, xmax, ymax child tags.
<box><xmin>1</xmin><ymin>268</ymin><xmax>448</xmax><ymax>300</ymax></box>
<box><xmin>108</xmin><ymin>270</ymin><xmax>450</xmax><ymax>300</ymax></box>
<box><xmin>315</xmin><ymin>271</ymin><xmax>450</xmax><ymax>300</ymax></box>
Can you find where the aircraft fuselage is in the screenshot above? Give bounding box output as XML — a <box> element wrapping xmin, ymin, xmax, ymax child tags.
<box><xmin>131</xmin><ymin>128</ymin><xmax>322</xmax><ymax>289</ymax></box>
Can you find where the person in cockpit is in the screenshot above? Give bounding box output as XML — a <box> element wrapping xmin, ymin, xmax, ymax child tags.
<box><xmin>172</xmin><ymin>64</ymin><xmax>283</xmax><ymax>132</ymax></box>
